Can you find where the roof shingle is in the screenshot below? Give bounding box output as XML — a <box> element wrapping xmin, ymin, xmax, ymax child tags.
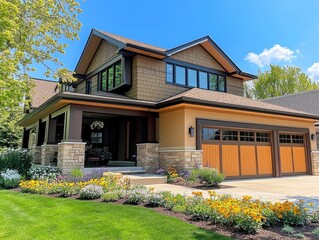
<box><xmin>30</xmin><ymin>78</ymin><xmax>57</xmax><ymax>108</ymax></box>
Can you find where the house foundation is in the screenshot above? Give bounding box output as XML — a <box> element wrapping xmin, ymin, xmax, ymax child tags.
<box><xmin>57</xmin><ymin>142</ymin><xmax>86</xmax><ymax>173</ymax></box>
<box><xmin>41</xmin><ymin>144</ymin><xmax>58</xmax><ymax>166</ymax></box>
<box><xmin>136</xmin><ymin>143</ymin><xmax>159</xmax><ymax>173</ymax></box>
<box><xmin>159</xmin><ymin>150</ymin><xmax>202</xmax><ymax>171</ymax></box>
<box><xmin>312</xmin><ymin>151</ymin><xmax>319</xmax><ymax>175</ymax></box>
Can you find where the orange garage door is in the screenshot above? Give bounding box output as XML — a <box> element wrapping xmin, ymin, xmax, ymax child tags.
<box><xmin>279</xmin><ymin>133</ymin><xmax>307</xmax><ymax>175</ymax></box>
<box><xmin>201</xmin><ymin>127</ymin><xmax>273</xmax><ymax>178</ymax></box>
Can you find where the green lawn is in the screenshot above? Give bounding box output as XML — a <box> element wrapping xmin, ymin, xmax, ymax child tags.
<box><xmin>0</xmin><ymin>190</ymin><xmax>229</xmax><ymax>240</ymax></box>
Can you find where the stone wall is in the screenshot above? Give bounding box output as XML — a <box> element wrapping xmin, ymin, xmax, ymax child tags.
<box><xmin>30</xmin><ymin>146</ymin><xmax>42</xmax><ymax>165</ymax></box>
<box><xmin>136</xmin><ymin>143</ymin><xmax>159</xmax><ymax>173</ymax></box>
<box><xmin>57</xmin><ymin>142</ymin><xmax>86</xmax><ymax>173</ymax></box>
<box><xmin>41</xmin><ymin>144</ymin><xmax>58</xmax><ymax>166</ymax></box>
<box><xmin>311</xmin><ymin>151</ymin><xmax>319</xmax><ymax>175</ymax></box>
<box><xmin>159</xmin><ymin>150</ymin><xmax>202</xmax><ymax>170</ymax></box>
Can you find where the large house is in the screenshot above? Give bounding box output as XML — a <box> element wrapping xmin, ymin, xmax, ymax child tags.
<box><xmin>18</xmin><ymin>29</ymin><xmax>319</xmax><ymax>179</ymax></box>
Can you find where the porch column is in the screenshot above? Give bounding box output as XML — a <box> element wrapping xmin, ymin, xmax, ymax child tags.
<box><xmin>47</xmin><ymin>117</ymin><xmax>57</xmax><ymax>144</ymax></box>
<box><xmin>147</xmin><ymin>115</ymin><xmax>156</xmax><ymax>143</ymax></box>
<box><xmin>57</xmin><ymin>105</ymin><xmax>85</xmax><ymax>172</ymax></box>
<box><xmin>136</xmin><ymin>143</ymin><xmax>159</xmax><ymax>173</ymax></box>
<box><xmin>41</xmin><ymin>116</ymin><xmax>59</xmax><ymax>166</ymax></box>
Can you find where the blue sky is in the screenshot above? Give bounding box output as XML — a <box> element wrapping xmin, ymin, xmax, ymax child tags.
<box><xmin>32</xmin><ymin>0</ymin><xmax>319</xmax><ymax>81</ymax></box>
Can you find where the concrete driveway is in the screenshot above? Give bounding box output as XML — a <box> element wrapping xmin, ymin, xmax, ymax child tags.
<box><xmin>149</xmin><ymin>176</ymin><xmax>319</xmax><ymax>207</ymax></box>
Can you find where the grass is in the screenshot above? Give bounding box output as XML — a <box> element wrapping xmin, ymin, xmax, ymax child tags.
<box><xmin>0</xmin><ymin>190</ymin><xmax>229</xmax><ymax>240</ymax></box>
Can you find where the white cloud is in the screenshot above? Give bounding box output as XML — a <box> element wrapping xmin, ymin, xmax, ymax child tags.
<box><xmin>245</xmin><ymin>44</ymin><xmax>296</xmax><ymax>67</ymax></box>
<box><xmin>307</xmin><ymin>62</ymin><xmax>319</xmax><ymax>81</ymax></box>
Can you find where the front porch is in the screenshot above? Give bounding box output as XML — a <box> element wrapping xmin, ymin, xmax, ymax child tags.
<box><xmin>22</xmin><ymin>103</ymin><xmax>158</xmax><ymax>172</ymax></box>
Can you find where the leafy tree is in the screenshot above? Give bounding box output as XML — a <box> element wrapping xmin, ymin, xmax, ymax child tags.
<box><xmin>0</xmin><ymin>0</ymin><xmax>81</xmax><ymax>112</ymax></box>
<box><xmin>245</xmin><ymin>65</ymin><xmax>318</xmax><ymax>99</ymax></box>
<box><xmin>0</xmin><ymin>107</ymin><xmax>24</xmax><ymax>148</ymax></box>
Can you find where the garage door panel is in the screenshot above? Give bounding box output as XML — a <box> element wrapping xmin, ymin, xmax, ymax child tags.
<box><xmin>257</xmin><ymin>146</ymin><xmax>273</xmax><ymax>175</ymax></box>
<box><xmin>202</xmin><ymin>144</ymin><xmax>220</xmax><ymax>171</ymax></box>
<box><xmin>240</xmin><ymin>146</ymin><xmax>257</xmax><ymax>176</ymax></box>
<box><xmin>222</xmin><ymin>145</ymin><xmax>239</xmax><ymax>177</ymax></box>
<box><xmin>280</xmin><ymin>147</ymin><xmax>294</xmax><ymax>173</ymax></box>
<box><xmin>292</xmin><ymin>147</ymin><xmax>307</xmax><ymax>173</ymax></box>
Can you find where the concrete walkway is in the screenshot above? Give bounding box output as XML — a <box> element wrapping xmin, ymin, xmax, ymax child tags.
<box><xmin>147</xmin><ymin>176</ymin><xmax>319</xmax><ymax>207</ymax></box>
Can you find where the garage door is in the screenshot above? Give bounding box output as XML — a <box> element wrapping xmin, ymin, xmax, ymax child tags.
<box><xmin>201</xmin><ymin>127</ymin><xmax>273</xmax><ymax>178</ymax></box>
<box><xmin>279</xmin><ymin>133</ymin><xmax>307</xmax><ymax>175</ymax></box>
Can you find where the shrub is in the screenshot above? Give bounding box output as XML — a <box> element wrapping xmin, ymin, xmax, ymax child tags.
<box><xmin>293</xmin><ymin>233</ymin><xmax>305</xmax><ymax>239</ymax></box>
<box><xmin>70</xmin><ymin>168</ymin><xmax>84</xmax><ymax>178</ymax></box>
<box><xmin>62</xmin><ymin>169</ymin><xmax>105</xmax><ymax>183</ymax></box>
<box><xmin>0</xmin><ymin>169</ymin><xmax>21</xmax><ymax>188</ymax></box>
<box><xmin>79</xmin><ymin>184</ymin><xmax>104</xmax><ymax>200</ymax></box>
<box><xmin>312</xmin><ymin>227</ymin><xmax>319</xmax><ymax>237</ymax></box>
<box><xmin>147</xmin><ymin>192</ymin><xmax>166</xmax><ymax>207</ymax></box>
<box><xmin>126</xmin><ymin>185</ymin><xmax>149</xmax><ymax>204</ymax></box>
<box><xmin>282</xmin><ymin>225</ymin><xmax>295</xmax><ymax>235</ymax></box>
<box><xmin>0</xmin><ymin>149</ymin><xmax>32</xmax><ymax>176</ymax></box>
<box><xmin>28</xmin><ymin>165</ymin><xmax>61</xmax><ymax>181</ymax></box>
<box><xmin>164</xmin><ymin>193</ymin><xmax>187</xmax><ymax>212</ymax></box>
<box><xmin>102</xmin><ymin>190</ymin><xmax>124</xmax><ymax>202</ymax></box>
<box><xmin>188</xmin><ymin>168</ymin><xmax>225</xmax><ymax>186</ymax></box>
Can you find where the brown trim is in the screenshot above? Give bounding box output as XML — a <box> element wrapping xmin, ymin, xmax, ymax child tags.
<box><xmin>305</xmin><ymin>133</ymin><xmax>313</xmax><ymax>175</ymax></box>
<box><xmin>272</xmin><ymin>131</ymin><xmax>280</xmax><ymax>177</ymax></box>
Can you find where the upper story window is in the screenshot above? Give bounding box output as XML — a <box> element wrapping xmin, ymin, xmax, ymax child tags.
<box><xmin>166</xmin><ymin>63</ymin><xmax>226</xmax><ymax>92</ymax></box>
<box><xmin>99</xmin><ymin>60</ymin><xmax>123</xmax><ymax>91</ymax></box>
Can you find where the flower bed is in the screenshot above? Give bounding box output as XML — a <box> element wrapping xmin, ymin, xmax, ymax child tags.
<box><xmin>17</xmin><ymin>177</ymin><xmax>318</xmax><ymax>235</ymax></box>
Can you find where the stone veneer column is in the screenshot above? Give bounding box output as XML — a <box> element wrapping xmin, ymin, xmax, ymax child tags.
<box><xmin>30</xmin><ymin>146</ymin><xmax>42</xmax><ymax>165</ymax></box>
<box><xmin>136</xmin><ymin>143</ymin><xmax>159</xmax><ymax>173</ymax></box>
<box><xmin>57</xmin><ymin>142</ymin><xmax>86</xmax><ymax>173</ymax></box>
<box><xmin>311</xmin><ymin>151</ymin><xmax>319</xmax><ymax>175</ymax></box>
<box><xmin>159</xmin><ymin>150</ymin><xmax>202</xmax><ymax>171</ymax></box>
<box><xmin>41</xmin><ymin>144</ymin><xmax>58</xmax><ymax>166</ymax></box>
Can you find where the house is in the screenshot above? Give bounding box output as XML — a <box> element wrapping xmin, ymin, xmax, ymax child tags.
<box><xmin>263</xmin><ymin>90</ymin><xmax>319</xmax><ymax>150</ymax></box>
<box><xmin>18</xmin><ymin>29</ymin><xmax>319</xmax><ymax>178</ymax></box>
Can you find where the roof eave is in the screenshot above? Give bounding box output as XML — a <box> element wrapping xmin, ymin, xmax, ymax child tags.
<box><xmin>157</xmin><ymin>96</ymin><xmax>319</xmax><ymax>121</ymax></box>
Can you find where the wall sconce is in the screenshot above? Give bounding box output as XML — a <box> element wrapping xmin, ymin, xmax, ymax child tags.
<box><xmin>189</xmin><ymin>126</ymin><xmax>194</xmax><ymax>137</ymax></box>
<box><xmin>311</xmin><ymin>133</ymin><xmax>316</xmax><ymax>141</ymax></box>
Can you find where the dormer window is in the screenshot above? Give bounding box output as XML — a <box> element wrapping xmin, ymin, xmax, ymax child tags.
<box><xmin>99</xmin><ymin>60</ymin><xmax>123</xmax><ymax>92</ymax></box>
<box><xmin>166</xmin><ymin>63</ymin><xmax>226</xmax><ymax>92</ymax></box>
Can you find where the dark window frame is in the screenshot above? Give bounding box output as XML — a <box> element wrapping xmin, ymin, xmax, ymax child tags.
<box><xmin>98</xmin><ymin>60</ymin><xmax>123</xmax><ymax>92</ymax></box>
<box><xmin>86</xmin><ymin>78</ymin><xmax>92</xmax><ymax>94</ymax></box>
<box><xmin>166</xmin><ymin>63</ymin><xmax>226</xmax><ymax>92</ymax></box>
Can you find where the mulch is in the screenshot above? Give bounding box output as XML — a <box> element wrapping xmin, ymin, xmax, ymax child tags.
<box><xmin>9</xmin><ymin>188</ymin><xmax>319</xmax><ymax>239</ymax></box>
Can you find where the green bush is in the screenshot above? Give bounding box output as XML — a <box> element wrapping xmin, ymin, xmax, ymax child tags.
<box><xmin>102</xmin><ymin>190</ymin><xmax>124</xmax><ymax>202</ymax></box>
<box><xmin>28</xmin><ymin>165</ymin><xmax>61</xmax><ymax>180</ymax></box>
<box><xmin>282</xmin><ymin>225</ymin><xmax>295</xmax><ymax>235</ymax></box>
<box><xmin>189</xmin><ymin>167</ymin><xmax>225</xmax><ymax>186</ymax></box>
<box><xmin>0</xmin><ymin>149</ymin><xmax>32</xmax><ymax>176</ymax></box>
<box><xmin>0</xmin><ymin>169</ymin><xmax>21</xmax><ymax>188</ymax></box>
<box><xmin>70</xmin><ymin>168</ymin><xmax>84</xmax><ymax>178</ymax></box>
<box><xmin>312</xmin><ymin>227</ymin><xmax>319</xmax><ymax>237</ymax></box>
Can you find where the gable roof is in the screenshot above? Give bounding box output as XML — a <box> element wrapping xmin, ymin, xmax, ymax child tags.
<box><xmin>158</xmin><ymin>88</ymin><xmax>319</xmax><ymax>120</ymax></box>
<box><xmin>29</xmin><ymin>78</ymin><xmax>57</xmax><ymax>108</ymax></box>
<box><xmin>263</xmin><ymin>90</ymin><xmax>319</xmax><ymax>116</ymax></box>
<box><xmin>75</xmin><ymin>29</ymin><xmax>256</xmax><ymax>80</ymax></box>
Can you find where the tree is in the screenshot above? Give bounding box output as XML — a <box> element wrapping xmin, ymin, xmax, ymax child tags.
<box><xmin>245</xmin><ymin>65</ymin><xmax>318</xmax><ymax>99</ymax></box>
<box><xmin>0</xmin><ymin>0</ymin><xmax>81</xmax><ymax>112</ymax></box>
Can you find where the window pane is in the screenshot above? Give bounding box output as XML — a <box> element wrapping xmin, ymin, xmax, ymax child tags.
<box><xmin>101</xmin><ymin>70</ymin><xmax>107</xmax><ymax>91</ymax></box>
<box><xmin>218</xmin><ymin>76</ymin><xmax>226</xmax><ymax>92</ymax></box>
<box><xmin>175</xmin><ymin>66</ymin><xmax>186</xmax><ymax>85</ymax></box>
<box><xmin>222</xmin><ymin>130</ymin><xmax>238</xmax><ymax>141</ymax></box>
<box><xmin>240</xmin><ymin>131</ymin><xmax>255</xmax><ymax>142</ymax></box>
<box><xmin>292</xmin><ymin>135</ymin><xmax>304</xmax><ymax>144</ymax></box>
<box><xmin>199</xmin><ymin>71</ymin><xmax>208</xmax><ymax>89</ymax></box>
<box><xmin>209</xmin><ymin>74</ymin><xmax>217</xmax><ymax>91</ymax></box>
<box><xmin>114</xmin><ymin>61</ymin><xmax>122</xmax><ymax>87</ymax></box>
<box><xmin>107</xmin><ymin>66</ymin><xmax>114</xmax><ymax>89</ymax></box>
<box><xmin>166</xmin><ymin>64</ymin><xmax>173</xmax><ymax>83</ymax></box>
<box><xmin>187</xmin><ymin>69</ymin><xmax>197</xmax><ymax>87</ymax></box>
<box><xmin>279</xmin><ymin>134</ymin><xmax>291</xmax><ymax>143</ymax></box>
<box><xmin>202</xmin><ymin>128</ymin><xmax>220</xmax><ymax>140</ymax></box>
<box><xmin>256</xmin><ymin>132</ymin><xmax>270</xmax><ymax>142</ymax></box>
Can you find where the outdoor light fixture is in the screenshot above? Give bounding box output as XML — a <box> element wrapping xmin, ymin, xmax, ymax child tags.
<box><xmin>189</xmin><ymin>126</ymin><xmax>194</xmax><ymax>137</ymax></box>
<box><xmin>311</xmin><ymin>133</ymin><xmax>316</xmax><ymax>141</ymax></box>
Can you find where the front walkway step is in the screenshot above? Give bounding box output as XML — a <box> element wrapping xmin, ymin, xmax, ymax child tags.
<box><xmin>83</xmin><ymin>167</ymin><xmax>146</xmax><ymax>175</ymax></box>
<box><xmin>126</xmin><ymin>174</ymin><xmax>167</xmax><ymax>185</ymax></box>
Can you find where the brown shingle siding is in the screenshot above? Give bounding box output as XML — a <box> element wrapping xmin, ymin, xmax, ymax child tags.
<box><xmin>86</xmin><ymin>40</ymin><xmax>119</xmax><ymax>74</ymax></box>
<box><xmin>171</xmin><ymin>45</ymin><xmax>226</xmax><ymax>72</ymax></box>
<box><xmin>227</xmin><ymin>76</ymin><xmax>244</xmax><ymax>96</ymax></box>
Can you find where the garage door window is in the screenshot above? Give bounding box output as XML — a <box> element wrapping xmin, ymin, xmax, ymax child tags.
<box><xmin>202</xmin><ymin>128</ymin><xmax>220</xmax><ymax>140</ymax></box>
<box><xmin>240</xmin><ymin>131</ymin><xmax>254</xmax><ymax>142</ymax></box>
<box><xmin>292</xmin><ymin>135</ymin><xmax>304</xmax><ymax>144</ymax></box>
<box><xmin>279</xmin><ymin>134</ymin><xmax>291</xmax><ymax>143</ymax></box>
<box><xmin>222</xmin><ymin>130</ymin><xmax>238</xmax><ymax>141</ymax></box>
<box><xmin>256</xmin><ymin>132</ymin><xmax>270</xmax><ymax>142</ymax></box>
